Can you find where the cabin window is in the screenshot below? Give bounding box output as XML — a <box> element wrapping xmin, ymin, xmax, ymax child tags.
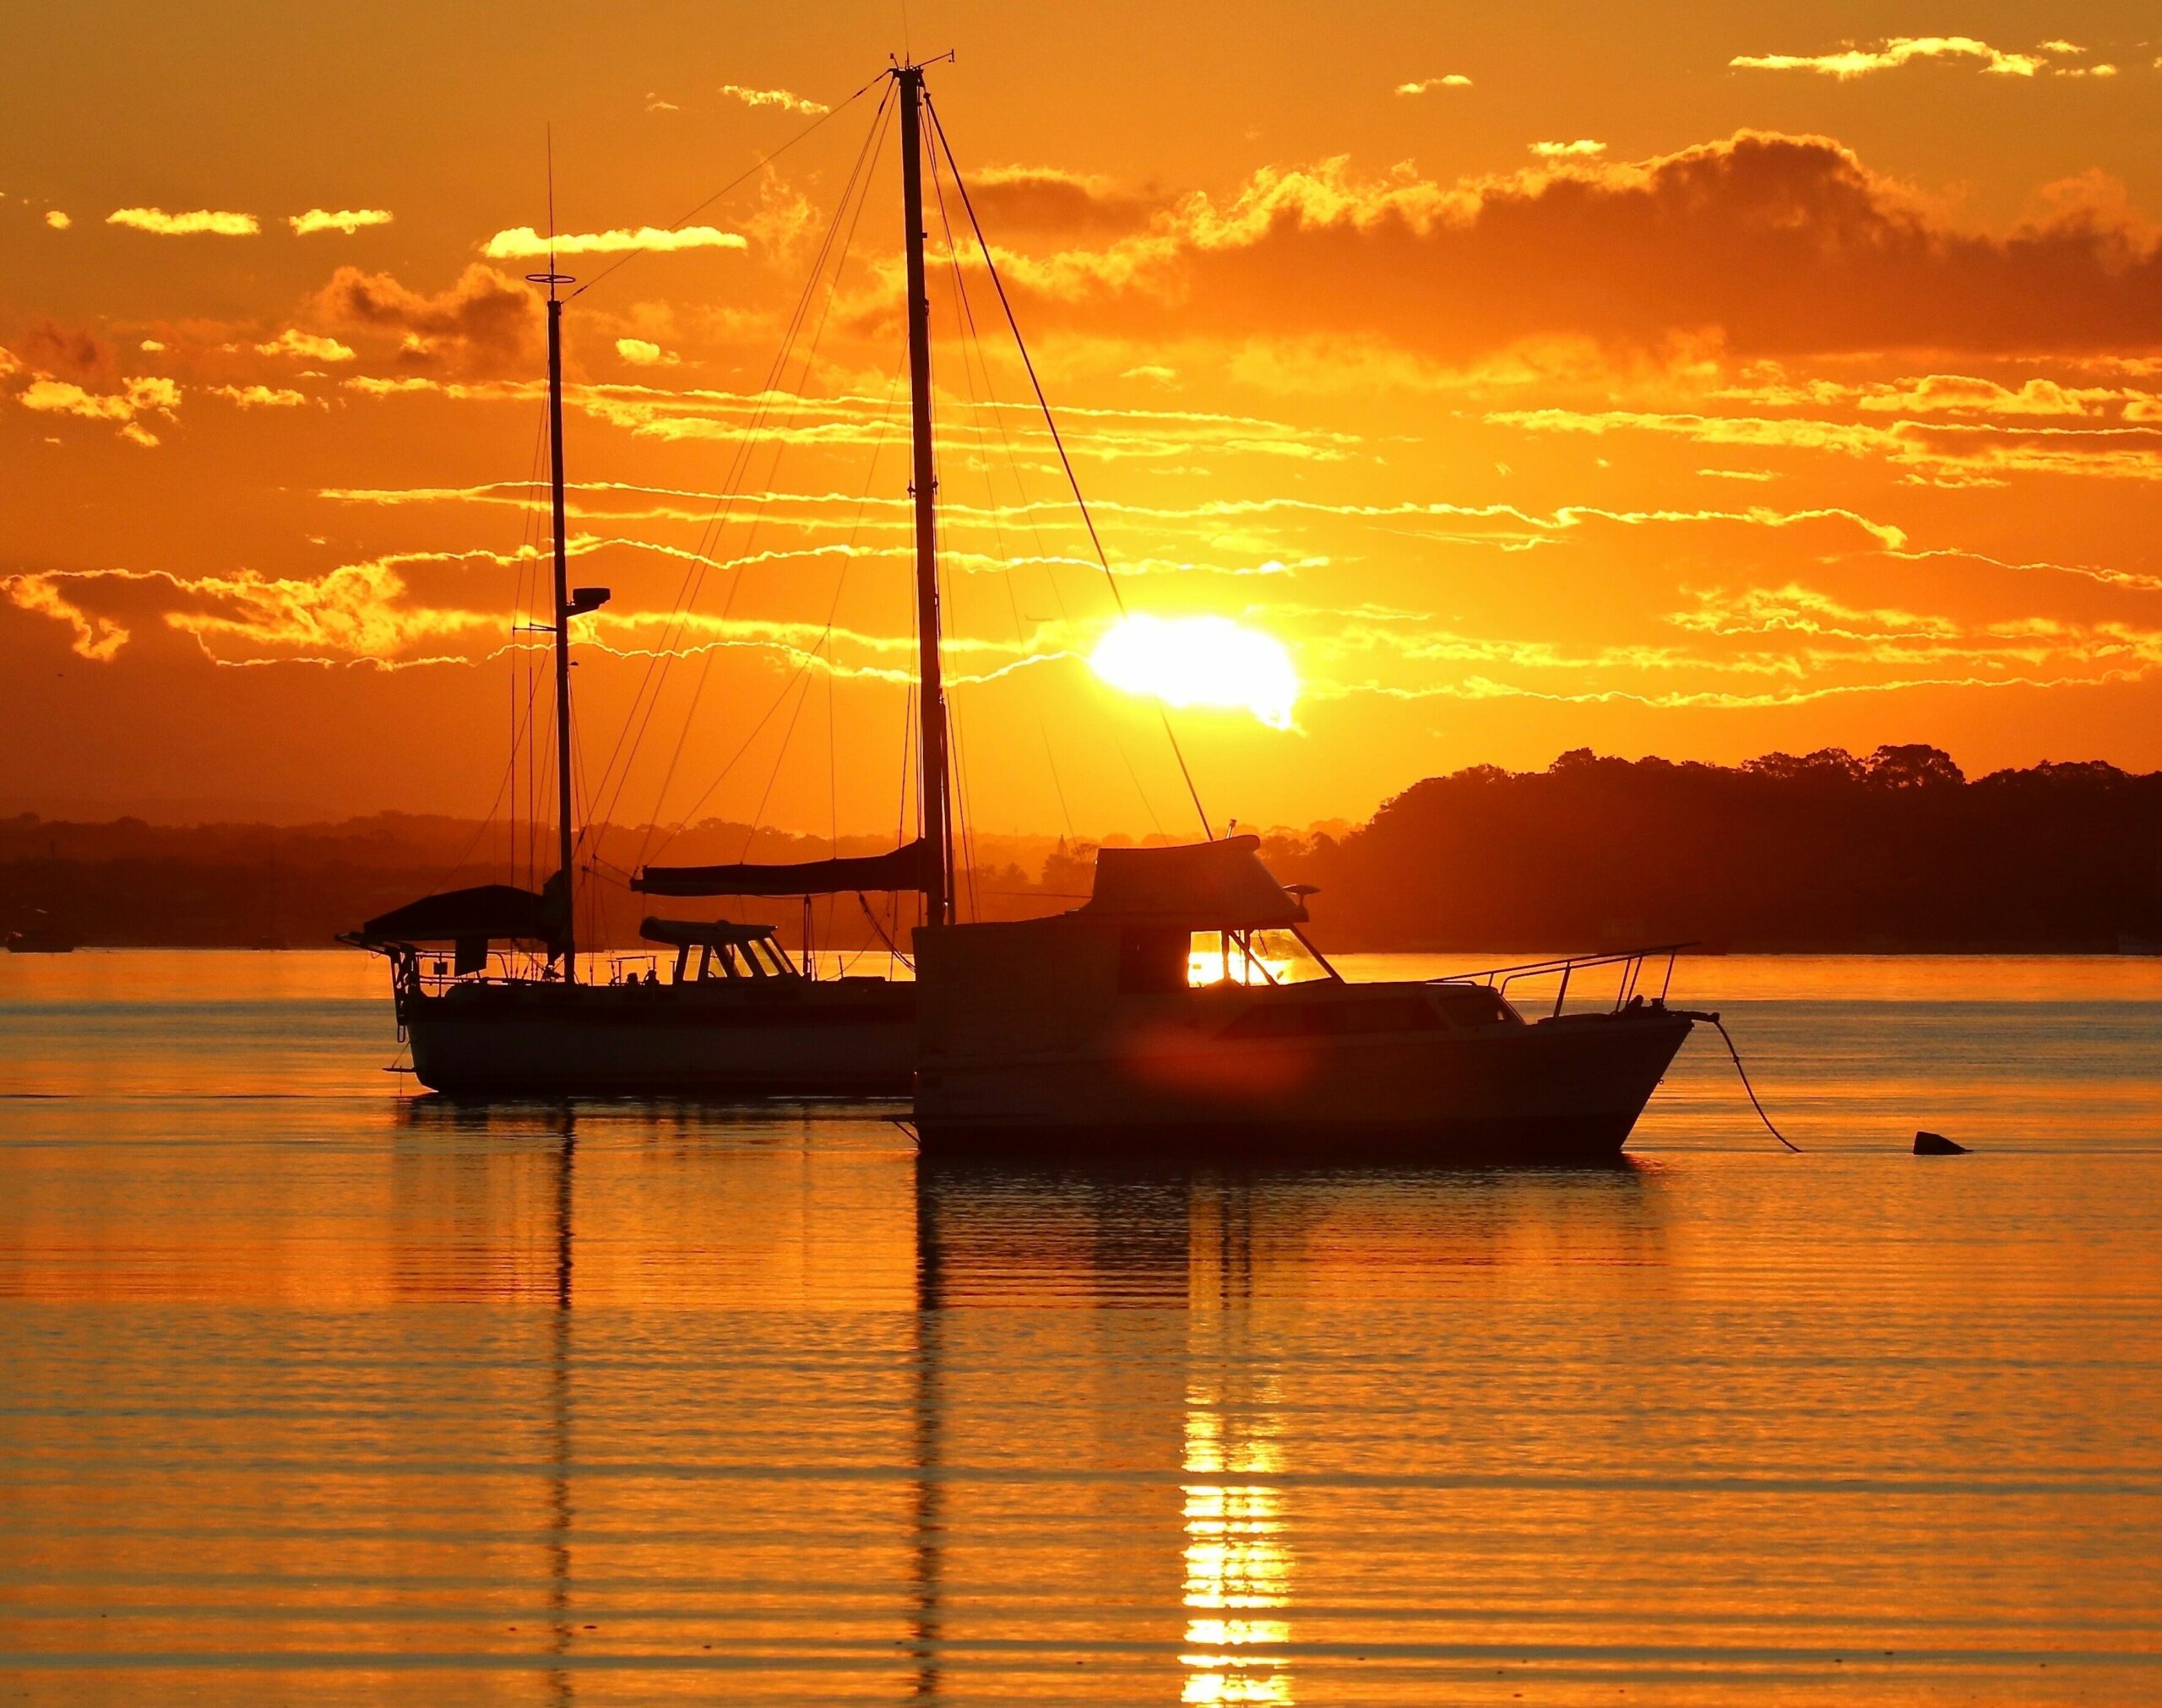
<box><xmin>1187</xmin><ymin>929</ymin><xmax>1334</xmax><ymax>987</ymax></box>
<box><xmin>1118</xmin><ymin>928</ymin><xmax>1191</xmax><ymax>993</ymax></box>
<box><xmin>1430</xmin><ymin>984</ymin><xmax>1518</xmax><ymax>1027</ymax></box>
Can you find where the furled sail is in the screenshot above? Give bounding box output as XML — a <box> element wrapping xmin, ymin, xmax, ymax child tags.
<box><xmin>633</xmin><ymin>838</ymin><xmax>930</xmax><ymax>898</ymax></box>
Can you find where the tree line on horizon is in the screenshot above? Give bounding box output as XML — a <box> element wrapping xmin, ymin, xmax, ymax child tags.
<box><xmin>4</xmin><ymin>745</ymin><xmax>2160</xmax><ymax>952</ymax></box>
<box><xmin>1274</xmin><ymin>745</ymin><xmax>2162</xmax><ymax>952</ymax></box>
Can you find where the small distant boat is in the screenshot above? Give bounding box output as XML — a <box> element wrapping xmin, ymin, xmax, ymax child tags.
<box><xmin>5</xmin><ymin>912</ymin><xmax>74</xmax><ymax>954</ymax></box>
<box><xmin>914</xmin><ymin>838</ymin><xmax>1694</xmax><ymax>1164</ymax></box>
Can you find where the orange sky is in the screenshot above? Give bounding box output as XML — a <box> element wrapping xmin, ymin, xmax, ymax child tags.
<box><xmin>5</xmin><ymin>3</ymin><xmax>2162</xmax><ymax>837</ymax></box>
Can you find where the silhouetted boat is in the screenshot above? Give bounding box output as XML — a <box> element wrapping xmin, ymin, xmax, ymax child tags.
<box><xmin>347</xmin><ymin>62</ymin><xmax>967</xmax><ymax>1097</ymax></box>
<box><xmin>914</xmin><ymin>838</ymin><xmax>1694</xmax><ymax>1163</ymax></box>
<box><xmin>5</xmin><ymin>925</ymin><xmax>75</xmax><ymax>954</ymax></box>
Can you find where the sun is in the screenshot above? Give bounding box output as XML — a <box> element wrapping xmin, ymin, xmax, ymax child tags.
<box><xmin>1088</xmin><ymin>614</ymin><xmax>1299</xmax><ymax>729</ymax></box>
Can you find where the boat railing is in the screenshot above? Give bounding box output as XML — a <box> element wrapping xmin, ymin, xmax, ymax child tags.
<box><xmin>1434</xmin><ymin>942</ymin><xmax>1694</xmax><ymax>1020</ymax></box>
<box><xmin>404</xmin><ymin>950</ymin><xmax>668</xmax><ymax>996</ymax></box>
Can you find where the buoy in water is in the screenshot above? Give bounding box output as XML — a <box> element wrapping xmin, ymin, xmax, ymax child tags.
<box><xmin>1914</xmin><ymin>1131</ymin><xmax>1968</xmax><ymax>1156</ymax></box>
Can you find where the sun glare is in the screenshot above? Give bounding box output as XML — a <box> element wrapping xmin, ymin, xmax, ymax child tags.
<box><xmin>1088</xmin><ymin>615</ymin><xmax>1298</xmax><ymax>729</ymax></box>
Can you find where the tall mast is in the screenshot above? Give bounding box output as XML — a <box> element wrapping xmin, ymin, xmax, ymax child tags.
<box><xmin>534</xmin><ymin>271</ymin><xmax>579</xmax><ymax>979</ymax></box>
<box><xmin>899</xmin><ymin>63</ymin><xmax>953</xmax><ymax>927</ymax></box>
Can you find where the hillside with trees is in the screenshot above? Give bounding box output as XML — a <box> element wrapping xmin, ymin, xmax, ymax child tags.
<box><xmin>1284</xmin><ymin>746</ymin><xmax>2162</xmax><ymax>952</ymax></box>
<box><xmin>5</xmin><ymin>746</ymin><xmax>2160</xmax><ymax>953</ymax></box>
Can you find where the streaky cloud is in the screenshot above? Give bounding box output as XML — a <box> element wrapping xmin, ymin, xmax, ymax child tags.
<box><xmin>1730</xmin><ymin>36</ymin><xmax>2045</xmax><ymax>78</ymax></box>
<box><xmin>289</xmin><ymin>208</ymin><xmax>393</xmax><ymax>236</ymax></box>
<box><xmin>720</xmin><ymin>83</ymin><xmax>828</xmax><ymax>114</ymax></box>
<box><xmin>481</xmin><ymin>225</ymin><xmax>747</xmax><ymax>258</ymax></box>
<box><xmin>106</xmin><ymin>207</ymin><xmax>259</xmax><ymax>236</ymax></box>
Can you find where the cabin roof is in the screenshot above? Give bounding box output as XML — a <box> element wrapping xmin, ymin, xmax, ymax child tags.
<box><xmin>1082</xmin><ymin>835</ymin><xmax>1307</xmax><ymax>927</ymax></box>
<box><xmin>638</xmin><ymin>916</ymin><xmax>781</xmax><ymax>949</ymax></box>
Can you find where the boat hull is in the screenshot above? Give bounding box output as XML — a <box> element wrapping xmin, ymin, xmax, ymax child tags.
<box><xmin>399</xmin><ymin>981</ymin><xmax>916</xmax><ymax>1098</ymax></box>
<box><xmin>915</xmin><ymin>1008</ymin><xmax>1692</xmax><ymax>1165</ymax></box>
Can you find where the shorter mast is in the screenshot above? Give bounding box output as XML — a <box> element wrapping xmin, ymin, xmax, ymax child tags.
<box><xmin>898</xmin><ymin>62</ymin><xmax>953</xmax><ymax>928</ymax></box>
<box><xmin>530</xmin><ymin>268</ymin><xmax>579</xmax><ymax>978</ymax></box>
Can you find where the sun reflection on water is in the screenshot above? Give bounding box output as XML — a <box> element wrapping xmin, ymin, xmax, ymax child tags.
<box><xmin>1181</xmin><ymin>1388</ymin><xmax>1291</xmax><ymax>1704</ymax></box>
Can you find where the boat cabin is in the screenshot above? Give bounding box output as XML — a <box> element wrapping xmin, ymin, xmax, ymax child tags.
<box><xmin>915</xmin><ymin>836</ymin><xmax>1514</xmax><ymax>1060</ymax></box>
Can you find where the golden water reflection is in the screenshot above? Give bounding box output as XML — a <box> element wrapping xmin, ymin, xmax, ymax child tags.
<box><xmin>7</xmin><ymin>956</ymin><xmax>2162</xmax><ymax>1701</ymax></box>
<box><xmin>1181</xmin><ymin>1394</ymin><xmax>1291</xmax><ymax>1704</ymax></box>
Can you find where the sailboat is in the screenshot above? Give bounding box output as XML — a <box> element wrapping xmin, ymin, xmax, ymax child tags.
<box><xmin>347</xmin><ymin>62</ymin><xmax>962</xmax><ymax>1097</ymax></box>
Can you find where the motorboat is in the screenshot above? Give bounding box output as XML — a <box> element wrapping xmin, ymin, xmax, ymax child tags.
<box><xmin>914</xmin><ymin>837</ymin><xmax>1693</xmax><ymax>1163</ymax></box>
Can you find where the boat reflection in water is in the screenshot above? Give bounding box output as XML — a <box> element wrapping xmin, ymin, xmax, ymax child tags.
<box><xmin>910</xmin><ymin>1158</ymin><xmax>1664</xmax><ymax>1702</ymax></box>
<box><xmin>916</xmin><ymin>836</ymin><xmax>1696</xmax><ymax>1165</ymax></box>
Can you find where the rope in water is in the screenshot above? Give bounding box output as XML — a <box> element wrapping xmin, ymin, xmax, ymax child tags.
<box><xmin>1696</xmin><ymin>1011</ymin><xmax>1802</xmax><ymax>1152</ymax></box>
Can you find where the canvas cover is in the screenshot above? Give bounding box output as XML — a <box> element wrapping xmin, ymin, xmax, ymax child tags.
<box><xmin>1084</xmin><ymin>836</ymin><xmax>1307</xmax><ymax>927</ymax></box>
<box><xmin>356</xmin><ymin>883</ymin><xmax>554</xmax><ymax>946</ymax></box>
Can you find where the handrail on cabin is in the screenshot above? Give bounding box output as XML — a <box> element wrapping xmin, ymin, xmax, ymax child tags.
<box><xmin>1433</xmin><ymin>942</ymin><xmax>1696</xmax><ymax>1019</ymax></box>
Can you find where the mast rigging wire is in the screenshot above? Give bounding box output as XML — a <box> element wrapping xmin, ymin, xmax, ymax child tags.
<box><xmin>591</xmin><ymin>109</ymin><xmax>890</xmax><ymax>853</ymax></box>
<box><xmin>584</xmin><ymin>87</ymin><xmax>894</xmax><ymax>865</ymax></box>
<box><xmin>923</xmin><ymin>90</ymin><xmax>1214</xmax><ymax>842</ymax></box>
<box><xmin>569</xmin><ymin>75</ymin><xmax>882</xmax><ymax>301</ymax></box>
<box><xmin>923</xmin><ymin>132</ymin><xmax>1084</xmax><ymax>846</ymax></box>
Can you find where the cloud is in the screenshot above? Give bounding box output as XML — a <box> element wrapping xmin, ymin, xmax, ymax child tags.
<box><xmin>256</xmin><ymin>328</ymin><xmax>356</xmax><ymax>362</ymax></box>
<box><xmin>1396</xmin><ymin>75</ymin><xmax>1471</xmax><ymax>94</ymax></box>
<box><xmin>15</xmin><ymin>374</ymin><xmax>181</xmax><ymax>446</ymax></box>
<box><xmin>106</xmin><ymin>207</ymin><xmax>260</xmax><ymax>236</ymax></box>
<box><xmin>614</xmin><ymin>337</ymin><xmax>676</xmax><ymax>366</ymax></box>
<box><xmin>480</xmin><ymin>225</ymin><xmax>747</xmax><ymax>258</ymax></box>
<box><xmin>14</xmin><ymin>320</ymin><xmax>113</xmax><ymax>381</ymax></box>
<box><xmin>646</xmin><ymin>93</ymin><xmax>679</xmax><ymax>112</ymax></box>
<box><xmin>720</xmin><ymin>84</ymin><xmax>828</xmax><ymax>114</ymax></box>
<box><xmin>1492</xmin><ymin>404</ymin><xmax>2162</xmax><ymax>484</ymax></box>
<box><xmin>967</xmin><ymin>166</ymin><xmax>1160</xmax><ymax>237</ymax></box>
<box><xmin>1</xmin><ymin>574</ymin><xmax>130</xmax><ymax>660</ymax></box>
<box><xmin>288</xmin><ymin>208</ymin><xmax>393</xmax><ymax>236</ymax></box>
<box><xmin>1730</xmin><ymin>37</ymin><xmax>2044</xmax><ymax>78</ymax></box>
<box><xmin>209</xmin><ymin>384</ymin><xmax>310</xmax><ymax>408</ymax></box>
<box><xmin>1530</xmin><ymin>140</ymin><xmax>1606</xmax><ymax>159</ymax></box>
<box><xmin>1848</xmin><ymin>375</ymin><xmax>2120</xmax><ymax>415</ymax></box>
<box><xmin>160</xmin><ymin>561</ymin><xmax>493</xmax><ymax>660</ymax></box>
<box><xmin>5</xmin><ymin>561</ymin><xmax>498</xmax><ymax>666</ymax></box>
<box><xmin>996</xmin><ymin>132</ymin><xmax>2162</xmax><ymax>361</ymax></box>
<box><xmin>307</xmin><ymin>263</ymin><xmax>540</xmax><ymax>376</ymax></box>
<box><xmin>44</xmin><ymin>209</ymin><xmax>68</xmax><ymax>230</ymax></box>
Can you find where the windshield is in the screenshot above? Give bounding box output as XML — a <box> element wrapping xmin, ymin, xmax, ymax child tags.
<box><xmin>1187</xmin><ymin>928</ymin><xmax>1336</xmax><ymax>987</ymax></box>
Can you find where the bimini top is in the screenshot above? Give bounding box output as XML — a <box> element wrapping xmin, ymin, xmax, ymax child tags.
<box><xmin>1082</xmin><ymin>835</ymin><xmax>1307</xmax><ymax>927</ymax></box>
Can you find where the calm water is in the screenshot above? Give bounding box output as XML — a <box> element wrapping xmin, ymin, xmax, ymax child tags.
<box><xmin>2</xmin><ymin>951</ymin><xmax>2159</xmax><ymax>1704</ymax></box>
